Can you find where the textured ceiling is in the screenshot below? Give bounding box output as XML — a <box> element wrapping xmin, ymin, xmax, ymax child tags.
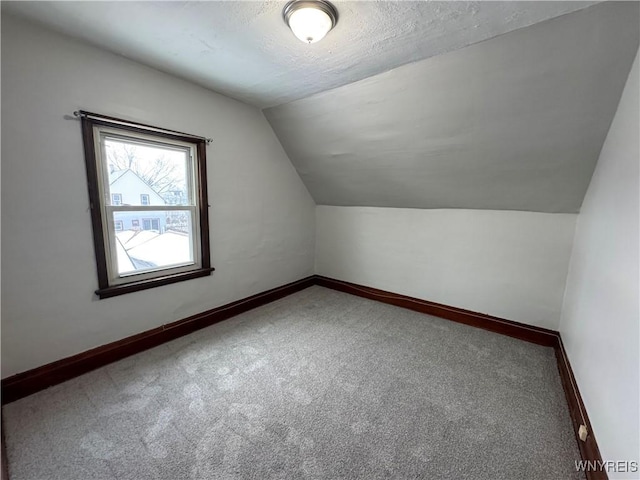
<box><xmin>2</xmin><ymin>1</ymin><xmax>597</xmax><ymax>108</ymax></box>
<box><xmin>3</xmin><ymin>1</ymin><xmax>637</xmax><ymax>214</ymax></box>
<box><xmin>265</xmin><ymin>2</ymin><xmax>640</xmax><ymax>213</ymax></box>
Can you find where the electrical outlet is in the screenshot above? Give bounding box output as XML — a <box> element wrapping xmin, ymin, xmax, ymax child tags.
<box><xmin>578</xmin><ymin>424</ymin><xmax>588</xmax><ymax>442</ymax></box>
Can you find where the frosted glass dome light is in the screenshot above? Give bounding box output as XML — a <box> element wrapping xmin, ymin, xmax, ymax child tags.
<box><xmin>283</xmin><ymin>0</ymin><xmax>338</xmax><ymax>44</ymax></box>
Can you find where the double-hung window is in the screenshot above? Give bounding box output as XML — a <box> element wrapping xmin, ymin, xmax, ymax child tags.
<box><xmin>80</xmin><ymin>111</ymin><xmax>213</xmax><ymax>298</ymax></box>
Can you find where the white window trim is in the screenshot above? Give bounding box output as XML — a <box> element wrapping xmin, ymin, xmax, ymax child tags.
<box><xmin>93</xmin><ymin>126</ymin><xmax>202</xmax><ymax>286</ymax></box>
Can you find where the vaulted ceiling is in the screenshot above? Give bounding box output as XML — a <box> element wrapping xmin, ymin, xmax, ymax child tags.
<box><xmin>265</xmin><ymin>2</ymin><xmax>639</xmax><ymax>213</ymax></box>
<box><xmin>3</xmin><ymin>1</ymin><xmax>597</xmax><ymax>108</ymax></box>
<box><xmin>3</xmin><ymin>1</ymin><xmax>639</xmax><ymax>213</ymax></box>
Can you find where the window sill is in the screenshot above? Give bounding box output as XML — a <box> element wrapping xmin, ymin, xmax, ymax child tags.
<box><xmin>95</xmin><ymin>267</ymin><xmax>215</xmax><ymax>299</ymax></box>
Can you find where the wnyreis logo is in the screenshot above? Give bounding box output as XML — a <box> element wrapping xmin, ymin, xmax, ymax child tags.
<box><xmin>575</xmin><ymin>460</ymin><xmax>639</xmax><ymax>473</ymax></box>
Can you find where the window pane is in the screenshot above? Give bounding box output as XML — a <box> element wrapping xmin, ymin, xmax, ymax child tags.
<box><xmin>113</xmin><ymin>210</ymin><xmax>195</xmax><ymax>275</ymax></box>
<box><xmin>104</xmin><ymin>137</ymin><xmax>191</xmax><ymax>206</ymax></box>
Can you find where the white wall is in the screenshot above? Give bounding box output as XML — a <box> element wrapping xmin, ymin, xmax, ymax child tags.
<box><xmin>560</xmin><ymin>51</ymin><xmax>639</xmax><ymax>477</ymax></box>
<box><xmin>0</xmin><ymin>14</ymin><xmax>316</xmax><ymax>378</ymax></box>
<box><xmin>316</xmin><ymin>206</ymin><xmax>576</xmax><ymax>329</ymax></box>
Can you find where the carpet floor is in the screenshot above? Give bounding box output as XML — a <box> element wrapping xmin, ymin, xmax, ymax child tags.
<box><xmin>3</xmin><ymin>286</ymin><xmax>583</xmax><ymax>480</ymax></box>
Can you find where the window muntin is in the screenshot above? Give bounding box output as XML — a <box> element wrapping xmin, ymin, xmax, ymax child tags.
<box><xmin>81</xmin><ymin>113</ymin><xmax>212</xmax><ymax>298</ymax></box>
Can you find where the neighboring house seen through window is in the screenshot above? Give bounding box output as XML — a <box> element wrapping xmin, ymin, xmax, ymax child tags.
<box><xmin>80</xmin><ymin>111</ymin><xmax>212</xmax><ymax>298</ymax></box>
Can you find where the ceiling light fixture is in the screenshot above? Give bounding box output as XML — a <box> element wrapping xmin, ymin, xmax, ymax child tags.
<box><xmin>283</xmin><ymin>0</ymin><xmax>338</xmax><ymax>44</ymax></box>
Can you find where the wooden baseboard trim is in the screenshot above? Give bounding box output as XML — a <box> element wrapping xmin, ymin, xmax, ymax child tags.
<box><xmin>314</xmin><ymin>275</ymin><xmax>558</xmax><ymax>346</ymax></box>
<box><xmin>1</xmin><ymin>415</ymin><xmax>8</xmax><ymax>480</ymax></box>
<box><xmin>1</xmin><ymin>273</ymin><xmax>606</xmax><ymax>480</ymax></box>
<box><xmin>1</xmin><ymin>276</ymin><xmax>315</xmax><ymax>405</ymax></box>
<box><xmin>313</xmin><ymin>275</ymin><xmax>606</xmax><ymax>479</ymax></box>
<box><xmin>554</xmin><ymin>336</ymin><xmax>607</xmax><ymax>480</ymax></box>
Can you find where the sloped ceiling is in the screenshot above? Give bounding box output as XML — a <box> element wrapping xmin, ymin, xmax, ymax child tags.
<box><xmin>3</xmin><ymin>1</ymin><xmax>638</xmax><ymax>214</ymax></box>
<box><xmin>2</xmin><ymin>1</ymin><xmax>597</xmax><ymax>108</ymax></box>
<box><xmin>265</xmin><ymin>2</ymin><xmax>640</xmax><ymax>213</ymax></box>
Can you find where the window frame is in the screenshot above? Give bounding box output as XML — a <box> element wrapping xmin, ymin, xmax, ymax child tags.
<box><xmin>140</xmin><ymin>194</ymin><xmax>150</xmax><ymax>206</ymax></box>
<box><xmin>81</xmin><ymin>112</ymin><xmax>213</xmax><ymax>299</ymax></box>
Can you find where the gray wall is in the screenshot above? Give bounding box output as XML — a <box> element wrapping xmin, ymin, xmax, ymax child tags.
<box><xmin>316</xmin><ymin>206</ymin><xmax>576</xmax><ymax>329</ymax></box>
<box><xmin>560</xmin><ymin>50</ymin><xmax>639</xmax><ymax>475</ymax></box>
<box><xmin>265</xmin><ymin>2</ymin><xmax>639</xmax><ymax>214</ymax></box>
<box><xmin>1</xmin><ymin>14</ymin><xmax>316</xmax><ymax>378</ymax></box>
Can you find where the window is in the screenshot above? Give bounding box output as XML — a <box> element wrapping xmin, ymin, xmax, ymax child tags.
<box><xmin>142</xmin><ymin>218</ymin><xmax>160</xmax><ymax>231</ymax></box>
<box><xmin>80</xmin><ymin>111</ymin><xmax>213</xmax><ymax>298</ymax></box>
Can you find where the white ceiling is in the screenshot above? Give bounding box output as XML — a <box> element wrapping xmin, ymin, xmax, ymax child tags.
<box><xmin>3</xmin><ymin>1</ymin><xmax>637</xmax><ymax>214</ymax></box>
<box><xmin>265</xmin><ymin>2</ymin><xmax>640</xmax><ymax>213</ymax></box>
<box><xmin>3</xmin><ymin>1</ymin><xmax>597</xmax><ymax>108</ymax></box>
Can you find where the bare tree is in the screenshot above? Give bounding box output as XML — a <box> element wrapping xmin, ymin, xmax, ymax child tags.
<box><xmin>107</xmin><ymin>143</ymin><xmax>137</xmax><ymax>171</ymax></box>
<box><xmin>106</xmin><ymin>141</ymin><xmax>184</xmax><ymax>197</ymax></box>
